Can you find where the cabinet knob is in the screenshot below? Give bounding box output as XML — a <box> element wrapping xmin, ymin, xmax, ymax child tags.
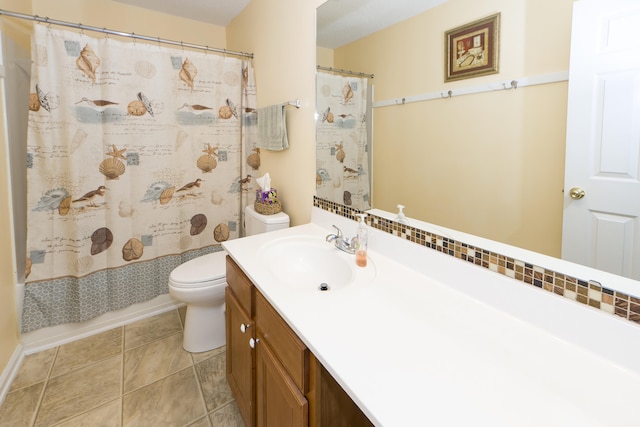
<box><xmin>249</xmin><ymin>337</ymin><xmax>260</xmax><ymax>348</ymax></box>
<box><xmin>240</xmin><ymin>323</ymin><xmax>250</xmax><ymax>333</ymax></box>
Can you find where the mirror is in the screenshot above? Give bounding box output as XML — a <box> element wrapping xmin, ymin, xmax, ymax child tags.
<box><xmin>316</xmin><ymin>0</ymin><xmax>640</xmax><ymax>287</ymax></box>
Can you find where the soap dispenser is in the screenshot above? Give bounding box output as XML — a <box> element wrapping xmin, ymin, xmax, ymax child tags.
<box><xmin>394</xmin><ymin>204</ymin><xmax>409</xmax><ymax>225</ymax></box>
<box><xmin>355</xmin><ymin>213</ymin><xmax>368</xmax><ymax>267</ymax></box>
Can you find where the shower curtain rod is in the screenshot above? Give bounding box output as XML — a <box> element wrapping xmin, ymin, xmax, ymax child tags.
<box><xmin>317</xmin><ymin>65</ymin><xmax>374</xmax><ymax>79</ymax></box>
<box><xmin>0</xmin><ymin>8</ymin><xmax>254</xmax><ymax>59</ymax></box>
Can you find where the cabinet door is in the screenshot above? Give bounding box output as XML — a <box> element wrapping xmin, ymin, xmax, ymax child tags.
<box><xmin>315</xmin><ymin>361</ymin><xmax>374</xmax><ymax>427</ymax></box>
<box><xmin>256</xmin><ymin>339</ymin><xmax>308</xmax><ymax>427</ymax></box>
<box><xmin>226</xmin><ymin>288</ymin><xmax>255</xmax><ymax>427</ymax></box>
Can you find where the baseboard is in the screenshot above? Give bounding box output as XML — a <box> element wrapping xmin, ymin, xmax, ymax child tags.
<box><xmin>0</xmin><ymin>343</ymin><xmax>24</xmax><ymax>406</ymax></box>
<box><xmin>21</xmin><ymin>294</ymin><xmax>183</xmax><ymax>355</ymax></box>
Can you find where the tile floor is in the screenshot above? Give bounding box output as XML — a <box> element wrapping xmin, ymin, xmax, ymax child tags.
<box><xmin>0</xmin><ymin>307</ymin><xmax>245</xmax><ymax>427</ymax></box>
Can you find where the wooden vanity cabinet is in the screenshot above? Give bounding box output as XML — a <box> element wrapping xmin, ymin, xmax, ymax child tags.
<box><xmin>310</xmin><ymin>360</ymin><xmax>374</xmax><ymax>427</ymax></box>
<box><xmin>226</xmin><ymin>256</ymin><xmax>372</xmax><ymax>427</ymax></box>
<box><xmin>255</xmin><ymin>291</ymin><xmax>309</xmax><ymax>427</ymax></box>
<box><xmin>226</xmin><ymin>257</ymin><xmax>255</xmax><ymax>427</ymax></box>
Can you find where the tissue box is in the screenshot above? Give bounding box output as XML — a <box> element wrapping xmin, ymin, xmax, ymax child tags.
<box><xmin>256</xmin><ymin>188</ymin><xmax>278</xmax><ymax>205</ymax></box>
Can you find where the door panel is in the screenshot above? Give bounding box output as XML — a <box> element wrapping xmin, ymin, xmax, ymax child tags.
<box><xmin>256</xmin><ymin>339</ymin><xmax>308</xmax><ymax>427</ymax></box>
<box><xmin>562</xmin><ymin>0</ymin><xmax>640</xmax><ymax>280</ymax></box>
<box><xmin>226</xmin><ymin>288</ymin><xmax>255</xmax><ymax>427</ymax></box>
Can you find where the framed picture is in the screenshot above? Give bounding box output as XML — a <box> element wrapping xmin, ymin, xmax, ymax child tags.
<box><xmin>444</xmin><ymin>13</ymin><xmax>500</xmax><ymax>82</ymax></box>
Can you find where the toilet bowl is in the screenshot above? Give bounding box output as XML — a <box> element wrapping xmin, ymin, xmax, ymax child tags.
<box><xmin>169</xmin><ymin>205</ymin><xmax>290</xmax><ymax>352</ymax></box>
<box><xmin>169</xmin><ymin>251</ymin><xmax>227</xmax><ymax>353</ymax></box>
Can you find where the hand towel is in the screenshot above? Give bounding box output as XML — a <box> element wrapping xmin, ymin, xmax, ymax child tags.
<box><xmin>257</xmin><ymin>105</ymin><xmax>289</xmax><ymax>151</ymax></box>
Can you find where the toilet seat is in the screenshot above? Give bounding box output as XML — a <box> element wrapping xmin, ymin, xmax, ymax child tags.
<box><xmin>169</xmin><ymin>251</ymin><xmax>227</xmax><ymax>288</ymax></box>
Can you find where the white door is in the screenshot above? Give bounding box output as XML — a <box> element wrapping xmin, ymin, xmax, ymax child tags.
<box><xmin>562</xmin><ymin>0</ymin><xmax>640</xmax><ymax>280</ymax></box>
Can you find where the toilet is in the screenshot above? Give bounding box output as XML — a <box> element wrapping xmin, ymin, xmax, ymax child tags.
<box><xmin>169</xmin><ymin>205</ymin><xmax>290</xmax><ymax>352</ymax></box>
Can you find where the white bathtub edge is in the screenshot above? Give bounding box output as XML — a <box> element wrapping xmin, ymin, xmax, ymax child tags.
<box><xmin>15</xmin><ymin>281</ymin><xmax>23</xmax><ymax>333</ymax></box>
<box><xmin>0</xmin><ymin>342</ymin><xmax>24</xmax><ymax>407</ymax></box>
<box><xmin>21</xmin><ymin>294</ymin><xmax>183</xmax><ymax>355</ymax></box>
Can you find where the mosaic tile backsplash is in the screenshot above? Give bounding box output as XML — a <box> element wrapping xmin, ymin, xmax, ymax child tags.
<box><xmin>313</xmin><ymin>196</ymin><xmax>640</xmax><ymax>326</ymax></box>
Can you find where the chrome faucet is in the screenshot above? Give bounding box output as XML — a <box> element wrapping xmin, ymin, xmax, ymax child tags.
<box><xmin>325</xmin><ymin>225</ymin><xmax>356</xmax><ymax>254</ymax></box>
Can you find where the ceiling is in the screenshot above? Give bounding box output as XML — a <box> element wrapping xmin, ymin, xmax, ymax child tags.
<box><xmin>316</xmin><ymin>0</ymin><xmax>446</xmax><ymax>48</ymax></box>
<box><xmin>115</xmin><ymin>0</ymin><xmax>446</xmax><ymax>49</ymax></box>
<box><xmin>113</xmin><ymin>0</ymin><xmax>251</xmax><ymax>27</ymax></box>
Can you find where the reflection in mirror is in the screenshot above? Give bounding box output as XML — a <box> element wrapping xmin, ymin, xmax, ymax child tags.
<box><xmin>316</xmin><ymin>0</ymin><xmax>640</xmax><ymax>288</ymax></box>
<box><xmin>315</xmin><ymin>68</ymin><xmax>373</xmax><ymax>211</ymax></box>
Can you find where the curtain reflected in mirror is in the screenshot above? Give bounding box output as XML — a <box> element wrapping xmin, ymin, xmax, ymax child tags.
<box><xmin>315</xmin><ymin>71</ymin><xmax>373</xmax><ymax>211</ymax></box>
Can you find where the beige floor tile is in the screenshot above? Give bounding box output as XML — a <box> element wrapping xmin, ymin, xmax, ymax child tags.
<box><xmin>34</xmin><ymin>354</ymin><xmax>122</xmax><ymax>426</ymax></box>
<box><xmin>122</xmin><ymin>367</ymin><xmax>205</xmax><ymax>427</ymax></box>
<box><xmin>124</xmin><ymin>310</ymin><xmax>182</xmax><ymax>351</ymax></box>
<box><xmin>178</xmin><ymin>305</ymin><xmax>187</xmax><ymax>326</ymax></box>
<box><xmin>187</xmin><ymin>416</ymin><xmax>211</xmax><ymax>427</ymax></box>
<box><xmin>0</xmin><ymin>382</ymin><xmax>44</xmax><ymax>427</ymax></box>
<box><xmin>209</xmin><ymin>400</ymin><xmax>245</xmax><ymax>427</ymax></box>
<box><xmin>4</xmin><ymin>310</ymin><xmax>243</xmax><ymax>427</ymax></box>
<box><xmin>9</xmin><ymin>347</ymin><xmax>56</xmax><ymax>392</ymax></box>
<box><xmin>51</xmin><ymin>327</ymin><xmax>122</xmax><ymax>377</ymax></box>
<box><xmin>123</xmin><ymin>332</ymin><xmax>192</xmax><ymax>393</ymax></box>
<box><xmin>53</xmin><ymin>399</ymin><xmax>122</xmax><ymax>427</ymax></box>
<box><xmin>191</xmin><ymin>345</ymin><xmax>226</xmax><ymax>365</ymax></box>
<box><xmin>194</xmin><ymin>352</ymin><xmax>234</xmax><ymax>412</ymax></box>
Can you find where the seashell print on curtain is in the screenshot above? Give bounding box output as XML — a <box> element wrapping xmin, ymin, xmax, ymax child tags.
<box><xmin>22</xmin><ymin>25</ymin><xmax>257</xmax><ymax>333</ymax></box>
<box><xmin>315</xmin><ymin>71</ymin><xmax>371</xmax><ymax>211</ymax></box>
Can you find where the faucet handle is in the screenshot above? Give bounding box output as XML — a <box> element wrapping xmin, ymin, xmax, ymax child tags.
<box><xmin>325</xmin><ymin>225</ymin><xmax>340</xmax><ymax>243</ymax></box>
<box><xmin>325</xmin><ymin>234</ymin><xmax>338</xmax><ymax>243</ymax></box>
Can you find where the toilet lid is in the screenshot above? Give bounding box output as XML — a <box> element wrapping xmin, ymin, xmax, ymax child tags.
<box><xmin>169</xmin><ymin>251</ymin><xmax>226</xmax><ymax>286</ymax></box>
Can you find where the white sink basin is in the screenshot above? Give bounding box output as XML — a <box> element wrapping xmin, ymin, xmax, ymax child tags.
<box><xmin>257</xmin><ymin>235</ymin><xmax>376</xmax><ymax>291</ymax></box>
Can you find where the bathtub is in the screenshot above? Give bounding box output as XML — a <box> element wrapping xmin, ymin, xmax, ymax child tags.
<box><xmin>15</xmin><ymin>280</ymin><xmax>23</xmax><ymax>333</ymax></box>
<box><xmin>20</xmin><ymin>292</ymin><xmax>182</xmax><ymax>354</ymax></box>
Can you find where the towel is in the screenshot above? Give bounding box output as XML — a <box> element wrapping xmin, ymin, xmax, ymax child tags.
<box><xmin>257</xmin><ymin>105</ymin><xmax>289</xmax><ymax>151</ymax></box>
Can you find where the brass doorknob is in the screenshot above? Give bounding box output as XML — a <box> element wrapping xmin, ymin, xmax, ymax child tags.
<box><xmin>569</xmin><ymin>187</ymin><xmax>585</xmax><ymax>200</ymax></box>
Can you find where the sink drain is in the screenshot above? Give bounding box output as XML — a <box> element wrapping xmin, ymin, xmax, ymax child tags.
<box><xmin>318</xmin><ymin>283</ymin><xmax>330</xmax><ymax>291</ymax></box>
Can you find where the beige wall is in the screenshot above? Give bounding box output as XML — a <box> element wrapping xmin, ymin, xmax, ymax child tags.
<box><xmin>331</xmin><ymin>0</ymin><xmax>574</xmax><ymax>257</ymax></box>
<box><xmin>0</xmin><ymin>0</ymin><xmax>32</xmax><ymax>390</ymax></box>
<box><xmin>317</xmin><ymin>46</ymin><xmax>333</xmax><ymax>68</ymax></box>
<box><xmin>227</xmin><ymin>0</ymin><xmax>323</xmax><ymax>226</ymax></box>
<box><xmin>31</xmin><ymin>0</ymin><xmax>226</xmax><ymax>45</ymax></box>
<box><xmin>0</xmin><ymin>78</ymin><xmax>19</xmax><ymax>398</ymax></box>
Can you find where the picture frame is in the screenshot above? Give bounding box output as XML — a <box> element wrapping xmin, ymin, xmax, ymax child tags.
<box><xmin>444</xmin><ymin>13</ymin><xmax>500</xmax><ymax>82</ymax></box>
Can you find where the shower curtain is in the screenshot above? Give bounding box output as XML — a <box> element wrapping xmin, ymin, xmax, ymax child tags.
<box><xmin>22</xmin><ymin>25</ymin><xmax>257</xmax><ymax>333</ymax></box>
<box><xmin>315</xmin><ymin>71</ymin><xmax>371</xmax><ymax>211</ymax></box>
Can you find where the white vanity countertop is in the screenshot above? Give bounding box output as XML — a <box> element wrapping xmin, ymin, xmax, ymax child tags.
<box><xmin>222</xmin><ymin>208</ymin><xmax>640</xmax><ymax>427</ymax></box>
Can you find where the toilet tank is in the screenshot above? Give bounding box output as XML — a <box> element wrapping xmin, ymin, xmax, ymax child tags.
<box><xmin>245</xmin><ymin>204</ymin><xmax>290</xmax><ymax>236</ymax></box>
